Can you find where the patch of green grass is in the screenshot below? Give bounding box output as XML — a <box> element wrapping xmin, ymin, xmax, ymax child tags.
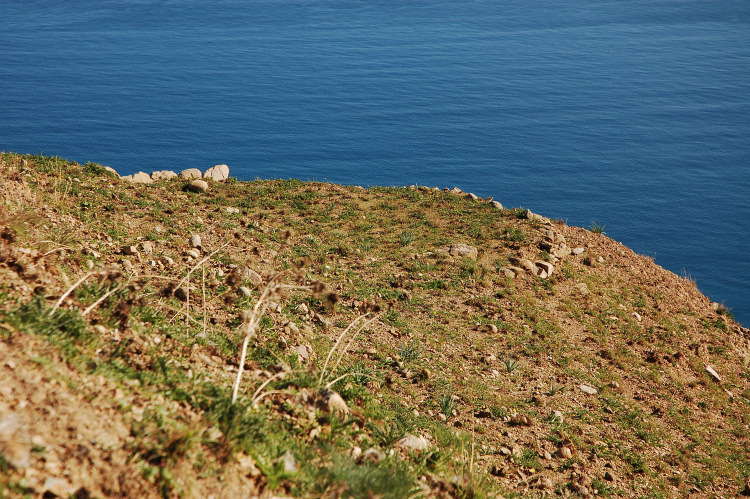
<box><xmin>589</xmin><ymin>221</ymin><xmax>607</xmax><ymax>234</ymax></box>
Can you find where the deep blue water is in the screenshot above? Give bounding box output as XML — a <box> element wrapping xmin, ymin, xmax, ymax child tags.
<box><xmin>1</xmin><ymin>1</ymin><xmax>749</xmax><ymax>325</ymax></box>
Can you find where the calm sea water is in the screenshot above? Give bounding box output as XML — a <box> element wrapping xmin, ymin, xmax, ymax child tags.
<box><xmin>1</xmin><ymin>1</ymin><xmax>749</xmax><ymax>325</ymax></box>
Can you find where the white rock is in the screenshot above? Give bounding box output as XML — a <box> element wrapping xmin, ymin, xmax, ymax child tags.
<box><xmin>321</xmin><ymin>389</ymin><xmax>349</xmax><ymax>415</ymax></box>
<box><xmin>204</xmin><ymin>164</ymin><xmax>230</xmax><ymax>181</ymax></box>
<box><xmin>225</xmin><ymin>207</ymin><xmax>240</xmax><ymax>214</ymax></box>
<box><xmin>574</xmin><ymin>283</ymin><xmax>590</xmax><ymax>295</ymax></box>
<box><xmin>186</xmin><ymin>249</ymin><xmax>200</xmax><ymax>259</ymax></box>
<box><xmin>632</xmin><ymin>312</ymin><xmax>642</xmax><ymax>322</ymax></box>
<box><xmin>490</xmin><ymin>200</ymin><xmax>503</xmax><ymax>210</ymax></box>
<box><xmin>296</xmin><ymin>303</ymin><xmax>309</xmax><ymax>314</ymax></box>
<box><xmin>705</xmin><ymin>365</ymin><xmax>721</xmax><ymax>383</ymax></box>
<box><xmin>395</xmin><ymin>434</ymin><xmax>431</xmax><ymax>451</ymax></box>
<box><xmin>126</xmin><ymin>171</ymin><xmax>153</xmax><ymax>184</ymax></box>
<box><xmin>161</xmin><ymin>255</ymin><xmax>175</xmax><ymax>266</ymax></box>
<box><xmin>190</xmin><ymin>234</ymin><xmax>202</xmax><ymax>249</ymax></box>
<box><xmin>466</xmin><ymin>192</ymin><xmax>479</xmax><ymax>201</ymax></box>
<box><xmin>103</xmin><ymin>166</ymin><xmax>119</xmax><ymax>177</ymax></box>
<box><xmin>534</xmin><ymin>261</ymin><xmax>554</xmax><ymax>279</ymax></box>
<box><xmin>141</xmin><ymin>241</ymin><xmax>154</xmax><ymax>254</ymax></box>
<box><xmin>179</xmin><ymin>168</ymin><xmax>203</xmax><ymax>180</ymax></box>
<box><xmin>348</xmin><ymin>446</ymin><xmax>362</xmax><ymax>459</ymax></box>
<box><xmin>572</xmin><ymin>247</ymin><xmax>585</xmax><ymax>255</ymax></box>
<box><xmin>187</xmin><ymin>179</ymin><xmax>209</xmax><ymax>193</ymax></box>
<box><xmin>579</xmin><ymin>384</ymin><xmax>598</xmax><ymax>395</ymax></box>
<box><xmin>281</xmin><ymin>450</ymin><xmax>298</xmax><ymax>473</ymax></box>
<box><xmin>122</xmin><ymin>245</ymin><xmax>139</xmax><ymax>255</ymax></box>
<box><xmin>239</xmin><ymin>286</ymin><xmax>252</xmax><ymax>297</ymax></box>
<box><xmin>437</xmin><ymin>243</ymin><xmax>478</xmax><ymax>259</ymax></box>
<box><xmin>151</xmin><ymin>170</ymin><xmax>177</xmax><ymax>181</ymax></box>
<box><xmin>362</xmin><ymin>448</ymin><xmax>385</xmax><ymax>463</ymax></box>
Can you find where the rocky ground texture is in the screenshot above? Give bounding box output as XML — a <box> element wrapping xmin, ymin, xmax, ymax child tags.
<box><xmin>0</xmin><ymin>152</ymin><xmax>749</xmax><ymax>498</ymax></box>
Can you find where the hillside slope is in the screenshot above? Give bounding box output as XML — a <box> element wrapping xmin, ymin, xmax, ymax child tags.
<box><xmin>0</xmin><ymin>152</ymin><xmax>748</xmax><ymax>498</ymax></box>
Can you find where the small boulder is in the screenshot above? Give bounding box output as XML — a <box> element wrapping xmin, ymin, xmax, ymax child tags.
<box><xmin>189</xmin><ymin>234</ymin><xmax>202</xmax><ymax>249</ymax></box>
<box><xmin>151</xmin><ymin>170</ymin><xmax>177</xmax><ymax>181</ymax></box>
<box><xmin>446</xmin><ymin>243</ymin><xmax>478</xmax><ymax>259</ymax></box>
<box><xmin>125</xmin><ymin>171</ymin><xmax>153</xmax><ymax>184</ymax></box>
<box><xmin>186</xmin><ymin>179</ymin><xmax>209</xmax><ymax>193</ymax></box>
<box><xmin>394</xmin><ymin>434</ymin><xmax>431</xmax><ymax>451</ymax></box>
<box><xmin>579</xmin><ymin>384</ymin><xmax>598</xmax><ymax>395</ymax></box>
<box><xmin>534</xmin><ymin>261</ymin><xmax>554</xmax><ymax>279</ymax></box>
<box><xmin>204</xmin><ymin>164</ymin><xmax>230</xmax><ymax>181</ymax></box>
<box><xmin>242</xmin><ymin>267</ymin><xmax>263</xmax><ymax>287</ymax></box>
<box><xmin>489</xmin><ymin>200</ymin><xmax>503</xmax><ymax>210</ymax></box>
<box><xmin>319</xmin><ymin>389</ymin><xmax>349</xmax><ymax>415</ymax></box>
<box><xmin>179</xmin><ymin>168</ymin><xmax>203</xmax><ymax>180</ymax></box>
<box><xmin>122</xmin><ymin>245</ymin><xmax>139</xmax><ymax>256</ymax></box>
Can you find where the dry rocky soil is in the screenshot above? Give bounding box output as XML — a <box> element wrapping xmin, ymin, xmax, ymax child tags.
<box><xmin>0</xmin><ymin>152</ymin><xmax>749</xmax><ymax>498</ymax></box>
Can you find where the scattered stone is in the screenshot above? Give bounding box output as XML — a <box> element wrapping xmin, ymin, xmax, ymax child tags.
<box><xmin>0</xmin><ymin>414</ymin><xmax>31</xmax><ymax>470</ymax></box>
<box><xmin>238</xmin><ymin>286</ymin><xmax>252</xmax><ymax>297</ymax></box>
<box><xmin>225</xmin><ymin>207</ymin><xmax>240</xmax><ymax>214</ymax></box>
<box><xmin>161</xmin><ymin>255</ymin><xmax>175</xmax><ymax>266</ymax></box>
<box><xmin>511</xmin><ymin>414</ymin><xmax>533</xmax><ymax>427</ymax></box>
<box><xmin>572</xmin><ymin>247</ymin><xmax>585</xmax><ymax>255</ymax></box>
<box><xmin>539</xmin><ymin>477</ymin><xmax>553</xmax><ymax>489</ymax></box>
<box><xmin>296</xmin><ymin>303</ymin><xmax>309</xmax><ymax>314</ymax></box>
<box><xmin>550</xmin><ymin>410</ymin><xmax>564</xmax><ymax>424</ymax></box>
<box><xmin>93</xmin><ymin>325</ymin><xmax>107</xmax><ymax>335</ymax></box>
<box><xmin>514</xmin><ymin>258</ymin><xmax>536</xmax><ymax>272</ymax></box>
<box><xmin>489</xmin><ymin>200</ymin><xmax>503</xmax><ymax>210</ymax></box>
<box><xmin>610</xmin><ymin>381</ymin><xmax>620</xmax><ymax>389</ymax></box>
<box><xmin>204</xmin><ymin>164</ymin><xmax>230</xmax><ymax>181</ymax></box>
<box><xmin>543</xmin><ymin>451</ymin><xmax>553</xmax><ymax>460</ymax></box>
<box><xmin>103</xmin><ymin>166</ymin><xmax>119</xmax><ymax>177</ymax></box>
<box><xmin>43</xmin><ymin>477</ymin><xmax>75</xmax><ymax>497</ymax></box>
<box><xmin>320</xmin><ymin>389</ymin><xmax>349</xmax><ymax>415</ymax></box>
<box><xmin>580</xmin><ymin>384</ymin><xmax>598</xmax><ymax>395</ymax></box>
<box><xmin>705</xmin><ymin>365</ymin><xmax>721</xmax><ymax>383</ymax></box>
<box><xmin>151</xmin><ymin>170</ymin><xmax>177</xmax><ymax>181</ymax></box>
<box><xmin>236</xmin><ymin>452</ymin><xmax>261</xmax><ymax>477</ymax></box>
<box><xmin>484</xmin><ymin>354</ymin><xmax>497</xmax><ymax>364</ymax></box>
<box><xmin>190</xmin><ymin>234</ymin><xmax>202</xmax><ymax>249</ymax></box>
<box><xmin>557</xmin><ymin>446</ymin><xmax>573</xmax><ymax>459</ymax></box>
<box><xmin>141</xmin><ymin>241</ymin><xmax>154</xmax><ymax>254</ymax></box>
<box><xmin>295</xmin><ymin>345</ymin><xmax>310</xmax><ymax>362</ymax></box>
<box><xmin>486</xmin><ymin>324</ymin><xmax>498</xmax><ymax>333</ymax></box>
<box><xmin>597</xmin><ymin>256</ymin><xmax>605</xmax><ymax>263</ymax></box>
<box><xmin>121</xmin><ymin>259</ymin><xmax>135</xmax><ymax>273</ymax></box>
<box><xmin>466</xmin><ymin>192</ymin><xmax>479</xmax><ymax>201</ymax></box>
<box><xmin>604</xmin><ymin>471</ymin><xmax>615</xmax><ymax>482</ymax></box>
<box><xmin>122</xmin><ymin>245</ymin><xmax>138</xmax><ymax>255</ymax></box>
<box><xmin>395</xmin><ymin>434</ymin><xmax>431</xmax><ymax>451</ymax></box>
<box><xmin>574</xmin><ymin>283</ymin><xmax>590</xmax><ymax>295</ymax></box>
<box><xmin>187</xmin><ymin>179</ymin><xmax>209</xmax><ymax>193</ymax></box>
<box><xmin>348</xmin><ymin>446</ymin><xmax>362</xmax><ymax>459</ymax></box>
<box><xmin>179</xmin><ymin>168</ymin><xmax>203</xmax><ymax>180</ymax></box>
<box><xmin>186</xmin><ymin>249</ymin><xmax>201</xmax><ymax>259</ymax></box>
<box><xmin>438</xmin><ymin>243</ymin><xmax>478</xmax><ymax>259</ymax></box>
<box><xmin>362</xmin><ymin>448</ymin><xmax>385</xmax><ymax>464</ymax></box>
<box><xmin>450</xmin><ymin>187</ymin><xmax>463</xmax><ymax>194</ymax></box>
<box><xmin>632</xmin><ymin>311</ymin><xmax>642</xmax><ymax>322</ymax></box>
<box><xmin>281</xmin><ymin>450</ymin><xmax>297</xmax><ymax>473</ymax></box>
<box><xmin>501</xmin><ymin>268</ymin><xmax>516</xmax><ymax>279</ymax></box>
<box><xmin>534</xmin><ymin>261</ymin><xmax>554</xmax><ymax>279</ymax></box>
<box><xmin>124</xmin><ymin>172</ymin><xmax>153</xmax><ymax>184</ymax></box>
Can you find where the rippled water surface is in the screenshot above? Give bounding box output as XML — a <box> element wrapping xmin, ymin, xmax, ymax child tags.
<box><xmin>1</xmin><ymin>0</ymin><xmax>749</xmax><ymax>323</ymax></box>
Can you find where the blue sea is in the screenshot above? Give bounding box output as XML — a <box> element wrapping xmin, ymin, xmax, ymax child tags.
<box><xmin>1</xmin><ymin>1</ymin><xmax>749</xmax><ymax>325</ymax></box>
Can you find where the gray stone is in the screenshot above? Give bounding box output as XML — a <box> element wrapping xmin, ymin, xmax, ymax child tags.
<box><xmin>362</xmin><ymin>448</ymin><xmax>385</xmax><ymax>464</ymax></box>
<box><xmin>437</xmin><ymin>243</ymin><xmax>478</xmax><ymax>259</ymax></box>
<box><xmin>574</xmin><ymin>283</ymin><xmax>590</xmax><ymax>295</ymax></box>
<box><xmin>190</xmin><ymin>234</ymin><xmax>202</xmax><ymax>249</ymax></box>
<box><xmin>130</xmin><ymin>172</ymin><xmax>153</xmax><ymax>184</ymax></box>
<box><xmin>239</xmin><ymin>286</ymin><xmax>252</xmax><ymax>297</ymax></box>
<box><xmin>151</xmin><ymin>170</ymin><xmax>177</xmax><ymax>181</ymax></box>
<box><xmin>502</xmin><ymin>268</ymin><xmax>516</xmax><ymax>279</ymax></box>
<box><xmin>395</xmin><ymin>434</ymin><xmax>430</xmax><ymax>451</ymax></box>
<box><xmin>225</xmin><ymin>207</ymin><xmax>240</xmax><ymax>214</ymax></box>
<box><xmin>466</xmin><ymin>192</ymin><xmax>479</xmax><ymax>201</ymax></box>
<box><xmin>186</xmin><ymin>249</ymin><xmax>201</xmax><ymax>259</ymax></box>
<box><xmin>490</xmin><ymin>200</ymin><xmax>503</xmax><ymax>210</ymax></box>
<box><xmin>141</xmin><ymin>241</ymin><xmax>153</xmax><ymax>254</ymax></box>
<box><xmin>534</xmin><ymin>261</ymin><xmax>554</xmax><ymax>279</ymax></box>
<box><xmin>122</xmin><ymin>245</ymin><xmax>139</xmax><ymax>255</ymax></box>
<box><xmin>579</xmin><ymin>384</ymin><xmax>598</xmax><ymax>395</ymax></box>
<box><xmin>320</xmin><ymin>389</ymin><xmax>349</xmax><ymax>415</ymax></box>
<box><xmin>179</xmin><ymin>168</ymin><xmax>203</xmax><ymax>180</ymax></box>
<box><xmin>204</xmin><ymin>164</ymin><xmax>230</xmax><ymax>181</ymax></box>
<box><xmin>187</xmin><ymin>179</ymin><xmax>209</xmax><ymax>192</ymax></box>
<box><xmin>103</xmin><ymin>166</ymin><xmax>119</xmax><ymax>177</ymax></box>
<box><xmin>450</xmin><ymin>187</ymin><xmax>463</xmax><ymax>194</ymax></box>
<box><xmin>161</xmin><ymin>255</ymin><xmax>174</xmax><ymax>266</ymax></box>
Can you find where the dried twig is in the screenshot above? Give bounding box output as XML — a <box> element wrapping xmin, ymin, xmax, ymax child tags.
<box><xmin>49</xmin><ymin>272</ymin><xmax>94</xmax><ymax>316</ymax></box>
<box><xmin>81</xmin><ymin>285</ymin><xmax>120</xmax><ymax>317</ymax></box>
